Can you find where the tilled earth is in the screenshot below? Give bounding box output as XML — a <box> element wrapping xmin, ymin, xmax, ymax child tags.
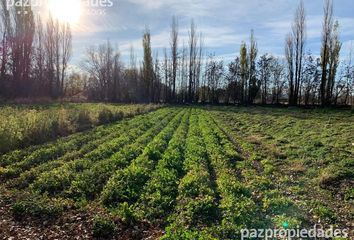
<box><xmin>0</xmin><ymin>194</ymin><xmax>163</xmax><ymax>240</ymax></box>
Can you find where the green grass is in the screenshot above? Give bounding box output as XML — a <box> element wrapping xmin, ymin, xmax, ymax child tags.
<box><xmin>0</xmin><ymin>103</ymin><xmax>162</xmax><ymax>153</ymax></box>
<box><xmin>0</xmin><ymin>105</ymin><xmax>352</xmax><ymax>239</ymax></box>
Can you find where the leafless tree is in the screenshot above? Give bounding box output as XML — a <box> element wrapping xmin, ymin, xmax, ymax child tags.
<box><xmin>248</xmin><ymin>30</ymin><xmax>258</xmax><ymax>103</ymax></box>
<box><xmin>258</xmin><ymin>54</ymin><xmax>273</xmax><ymax>104</ymax></box>
<box><xmin>45</xmin><ymin>16</ymin><xmax>56</xmax><ymax>97</ymax></box>
<box><xmin>327</xmin><ymin>21</ymin><xmax>341</xmax><ymax>104</ymax></box>
<box><xmin>285</xmin><ymin>0</ymin><xmax>306</xmax><ymax>105</ymax></box>
<box><xmin>0</xmin><ymin>0</ymin><xmax>11</xmax><ymax>96</ymax></box>
<box><xmin>179</xmin><ymin>42</ymin><xmax>188</xmax><ymax>102</ymax></box>
<box><xmin>82</xmin><ymin>41</ymin><xmax>121</xmax><ymax>100</ymax></box>
<box><xmin>170</xmin><ymin>16</ymin><xmax>178</xmax><ymax>101</ymax></box>
<box><xmin>205</xmin><ymin>55</ymin><xmax>224</xmax><ymax>103</ymax></box>
<box><xmin>285</xmin><ymin>34</ymin><xmax>294</xmax><ymax>104</ymax></box>
<box><xmin>33</xmin><ymin>15</ymin><xmax>45</xmax><ymax>95</ymax></box>
<box><xmin>11</xmin><ymin>4</ymin><xmax>35</xmax><ymax>97</ymax></box>
<box><xmin>320</xmin><ymin>0</ymin><xmax>334</xmax><ymax>106</ymax></box>
<box><xmin>270</xmin><ymin>58</ymin><xmax>285</xmax><ymax>105</ymax></box>
<box><xmin>153</xmin><ymin>51</ymin><xmax>161</xmax><ymax>102</ymax></box>
<box><xmin>162</xmin><ymin>48</ymin><xmax>170</xmax><ymax>102</ymax></box>
<box><xmin>240</xmin><ymin>42</ymin><xmax>248</xmax><ymax>104</ymax></box>
<box><xmin>142</xmin><ymin>27</ymin><xmax>155</xmax><ymax>102</ymax></box>
<box><xmin>126</xmin><ymin>45</ymin><xmax>139</xmax><ymax>102</ymax></box>
<box><xmin>60</xmin><ymin>23</ymin><xmax>72</xmax><ymax>96</ymax></box>
<box><xmin>188</xmin><ymin>20</ymin><xmax>198</xmax><ymax>102</ymax></box>
<box><xmin>342</xmin><ymin>44</ymin><xmax>353</xmax><ymax>105</ymax></box>
<box><xmin>292</xmin><ymin>0</ymin><xmax>306</xmax><ymax>105</ymax></box>
<box><xmin>194</xmin><ymin>34</ymin><xmax>203</xmax><ymax>102</ymax></box>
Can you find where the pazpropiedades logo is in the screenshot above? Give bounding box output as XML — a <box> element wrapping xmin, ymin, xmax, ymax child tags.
<box><xmin>240</xmin><ymin>225</ymin><xmax>350</xmax><ymax>240</ymax></box>
<box><xmin>6</xmin><ymin>0</ymin><xmax>114</xmax><ymax>9</ymax></box>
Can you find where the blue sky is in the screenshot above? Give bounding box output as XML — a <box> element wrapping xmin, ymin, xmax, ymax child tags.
<box><xmin>70</xmin><ymin>0</ymin><xmax>354</xmax><ymax>66</ymax></box>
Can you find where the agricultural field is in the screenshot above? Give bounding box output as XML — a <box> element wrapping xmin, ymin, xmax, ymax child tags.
<box><xmin>0</xmin><ymin>106</ymin><xmax>353</xmax><ymax>239</ymax></box>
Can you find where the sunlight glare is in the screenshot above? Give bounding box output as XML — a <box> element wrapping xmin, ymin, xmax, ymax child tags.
<box><xmin>48</xmin><ymin>0</ymin><xmax>82</xmax><ymax>24</ymax></box>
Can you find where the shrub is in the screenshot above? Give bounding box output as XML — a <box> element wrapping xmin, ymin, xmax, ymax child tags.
<box><xmin>57</xmin><ymin>108</ymin><xmax>75</xmax><ymax>136</ymax></box>
<box><xmin>98</xmin><ymin>108</ymin><xmax>114</xmax><ymax>124</ymax></box>
<box><xmin>113</xmin><ymin>111</ymin><xmax>124</xmax><ymax>121</ymax></box>
<box><xmin>92</xmin><ymin>216</ymin><xmax>116</xmax><ymax>239</ymax></box>
<box><xmin>77</xmin><ymin>109</ymin><xmax>92</xmax><ymax>130</ymax></box>
<box><xmin>313</xmin><ymin>203</ymin><xmax>336</xmax><ymax>222</ymax></box>
<box><xmin>114</xmin><ymin>202</ymin><xmax>137</xmax><ymax>224</ymax></box>
<box><xmin>11</xmin><ymin>195</ymin><xmax>67</xmax><ymax>220</ymax></box>
<box><xmin>0</xmin><ymin>104</ymin><xmax>162</xmax><ymax>154</ymax></box>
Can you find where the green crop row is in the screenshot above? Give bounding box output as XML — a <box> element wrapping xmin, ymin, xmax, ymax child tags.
<box><xmin>101</xmin><ymin>109</ymin><xmax>187</xmax><ymax>207</ymax></box>
<box><xmin>0</xmin><ymin>107</ymin><xmax>166</xmax><ymax>173</ymax></box>
<box><xmin>135</xmin><ymin>109</ymin><xmax>191</xmax><ymax>223</ymax></box>
<box><xmin>7</xmin><ymin>109</ymin><xmax>172</xmax><ymax>189</ymax></box>
<box><xmin>0</xmin><ymin>108</ymin><xmax>169</xmax><ymax>180</ymax></box>
<box><xmin>163</xmin><ymin>111</ymin><xmax>218</xmax><ymax>239</ymax></box>
<box><xmin>29</xmin><ymin>108</ymin><xmax>179</xmax><ymax>196</ymax></box>
<box><xmin>198</xmin><ymin>111</ymin><xmax>258</xmax><ymax>238</ymax></box>
<box><xmin>67</xmin><ymin>109</ymin><xmax>184</xmax><ymax>201</ymax></box>
<box><xmin>209</xmin><ymin>110</ymin><xmax>305</xmax><ymax>229</ymax></box>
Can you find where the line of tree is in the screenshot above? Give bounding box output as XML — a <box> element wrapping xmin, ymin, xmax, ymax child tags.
<box><xmin>79</xmin><ymin>0</ymin><xmax>354</xmax><ymax>106</ymax></box>
<box><xmin>0</xmin><ymin>0</ymin><xmax>72</xmax><ymax>99</ymax></box>
<box><xmin>0</xmin><ymin>0</ymin><xmax>353</xmax><ymax>106</ymax></box>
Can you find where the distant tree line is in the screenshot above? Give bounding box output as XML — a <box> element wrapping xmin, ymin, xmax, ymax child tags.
<box><xmin>0</xmin><ymin>0</ymin><xmax>72</xmax><ymax>99</ymax></box>
<box><xmin>79</xmin><ymin>0</ymin><xmax>354</xmax><ymax>106</ymax></box>
<box><xmin>0</xmin><ymin>0</ymin><xmax>353</xmax><ymax>106</ymax></box>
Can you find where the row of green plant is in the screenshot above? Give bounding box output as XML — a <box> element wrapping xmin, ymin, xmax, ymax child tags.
<box><xmin>3</xmin><ymin>107</ymin><xmax>347</xmax><ymax>238</ymax></box>
<box><xmin>101</xmin><ymin>109</ymin><xmax>188</xmax><ymax>207</ymax></box>
<box><xmin>0</xmin><ymin>108</ymin><xmax>170</xmax><ymax>182</ymax></box>
<box><xmin>29</xmin><ymin>109</ymin><xmax>180</xmax><ymax>196</ymax></box>
<box><xmin>208</xmin><ymin>109</ymin><xmax>310</xmax><ymax>229</ymax></box>
<box><xmin>0</xmin><ymin>105</ymin><xmax>163</xmax><ymax>169</ymax></box>
<box><xmin>5</xmin><ymin>108</ymin><xmax>179</xmax><ymax>222</ymax></box>
<box><xmin>7</xmin><ymin>109</ymin><xmax>173</xmax><ymax>189</ymax></box>
<box><xmin>67</xmin><ymin>109</ymin><xmax>185</xmax><ymax>201</ymax></box>
<box><xmin>134</xmin><ymin>109</ymin><xmax>191</xmax><ymax>224</ymax></box>
<box><xmin>198</xmin><ymin>111</ymin><xmax>259</xmax><ymax>238</ymax></box>
<box><xmin>162</xmin><ymin>112</ymin><xmax>218</xmax><ymax>239</ymax></box>
<box><xmin>0</xmin><ymin>103</ymin><xmax>161</xmax><ymax>153</ymax></box>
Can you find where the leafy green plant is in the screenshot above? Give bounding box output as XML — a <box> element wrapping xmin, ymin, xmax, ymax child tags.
<box><xmin>11</xmin><ymin>195</ymin><xmax>68</xmax><ymax>219</ymax></box>
<box><xmin>92</xmin><ymin>216</ymin><xmax>116</xmax><ymax>239</ymax></box>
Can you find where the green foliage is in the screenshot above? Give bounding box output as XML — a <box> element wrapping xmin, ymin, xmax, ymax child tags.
<box><xmin>0</xmin><ymin>104</ymin><xmax>162</xmax><ymax>153</ymax></box>
<box><xmin>0</xmin><ymin>106</ymin><xmax>351</xmax><ymax>238</ymax></box>
<box><xmin>162</xmin><ymin>224</ymin><xmax>217</xmax><ymax>240</ymax></box>
<box><xmin>11</xmin><ymin>195</ymin><xmax>68</xmax><ymax>219</ymax></box>
<box><xmin>92</xmin><ymin>216</ymin><xmax>116</xmax><ymax>239</ymax></box>
<box><xmin>29</xmin><ymin>109</ymin><xmax>175</xmax><ymax>196</ymax></box>
<box><xmin>272</xmin><ymin>214</ymin><xmax>302</xmax><ymax>229</ymax></box>
<box><xmin>101</xmin><ymin>110</ymin><xmax>185</xmax><ymax>207</ymax></box>
<box><xmin>113</xmin><ymin>202</ymin><xmax>136</xmax><ymax>224</ymax></box>
<box><xmin>98</xmin><ymin>108</ymin><xmax>114</xmax><ymax>124</ymax></box>
<box><xmin>76</xmin><ymin>108</ymin><xmax>92</xmax><ymax>130</ymax></box>
<box><xmin>312</xmin><ymin>202</ymin><xmax>337</xmax><ymax>222</ymax></box>
<box><xmin>164</xmin><ymin>112</ymin><xmax>218</xmax><ymax>235</ymax></box>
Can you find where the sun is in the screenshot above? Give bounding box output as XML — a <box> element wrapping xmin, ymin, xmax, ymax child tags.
<box><xmin>48</xmin><ymin>0</ymin><xmax>82</xmax><ymax>24</ymax></box>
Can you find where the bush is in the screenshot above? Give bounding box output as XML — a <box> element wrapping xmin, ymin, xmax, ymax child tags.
<box><xmin>114</xmin><ymin>202</ymin><xmax>136</xmax><ymax>224</ymax></box>
<box><xmin>57</xmin><ymin>108</ymin><xmax>75</xmax><ymax>136</ymax></box>
<box><xmin>313</xmin><ymin>203</ymin><xmax>336</xmax><ymax>222</ymax></box>
<box><xmin>113</xmin><ymin>111</ymin><xmax>124</xmax><ymax>121</ymax></box>
<box><xmin>92</xmin><ymin>216</ymin><xmax>116</xmax><ymax>239</ymax></box>
<box><xmin>11</xmin><ymin>195</ymin><xmax>67</xmax><ymax>220</ymax></box>
<box><xmin>98</xmin><ymin>108</ymin><xmax>114</xmax><ymax>124</ymax></box>
<box><xmin>0</xmin><ymin>104</ymin><xmax>162</xmax><ymax>154</ymax></box>
<box><xmin>77</xmin><ymin>109</ymin><xmax>92</xmax><ymax>130</ymax></box>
